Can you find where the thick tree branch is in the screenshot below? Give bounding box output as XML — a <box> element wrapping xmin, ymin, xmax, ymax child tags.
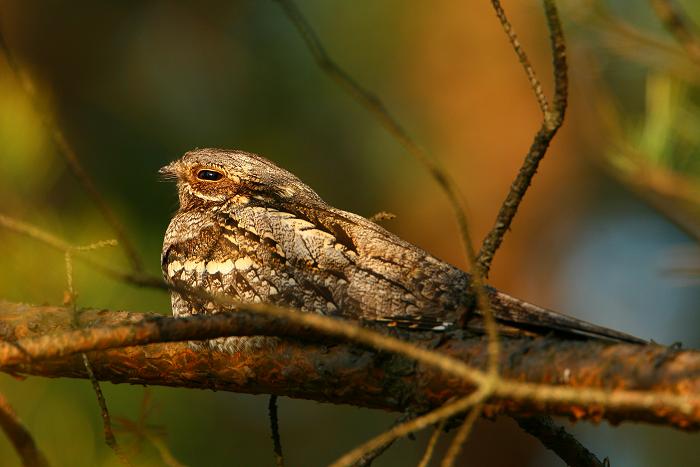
<box><xmin>0</xmin><ymin>302</ymin><xmax>697</xmax><ymax>431</ymax></box>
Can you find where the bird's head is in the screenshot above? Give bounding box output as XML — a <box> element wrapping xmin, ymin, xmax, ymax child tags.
<box><xmin>160</xmin><ymin>148</ymin><xmax>322</xmax><ymax>211</ymax></box>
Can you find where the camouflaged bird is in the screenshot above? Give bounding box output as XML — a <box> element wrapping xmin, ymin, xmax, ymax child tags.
<box><xmin>161</xmin><ymin>148</ymin><xmax>642</xmax><ymax>352</ymax></box>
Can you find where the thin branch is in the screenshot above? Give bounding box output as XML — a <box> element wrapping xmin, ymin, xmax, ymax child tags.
<box><xmin>331</xmin><ymin>391</ymin><xmax>490</xmax><ymax>467</ymax></box>
<box><xmin>0</xmin><ymin>212</ymin><xmax>165</xmax><ymax>290</ymax></box>
<box><xmin>477</xmin><ymin>0</ymin><xmax>569</xmax><ymax>275</ymax></box>
<box><xmin>82</xmin><ymin>354</ymin><xmax>131</xmax><ymax>466</ymax></box>
<box><xmin>585</xmin><ymin>0</ymin><xmax>700</xmax><ymax>84</ymax></box>
<box><xmin>0</xmin><ymin>213</ymin><xmax>647</xmax><ymax>467</ymax></box>
<box><xmin>272</xmin><ymin>0</ymin><xmax>475</xmax><ymax>271</ymax></box>
<box><xmin>272</xmin><ymin>4</ymin><xmax>577</xmax><ymax>464</ymax></box>
<box><xmin>351</xmin><ymin>434</ymin><xmax>396</xmax><ymax>467</ymax></box>
<box><xmin>417</xmin><ymin>420</ymin><xmax>446</xmax><ymax>467</ymax></box>
<box><xmin>515</xmin><ymin>415</ymin><xmax>605</xmax><ymax>467</ymax></box>
<box><xmin>480</xmin><ymin>3</ymin><xmax>597</xmax><ymax>464</ymax></box>
<box><xmin>0</xmin><ymin>26</ymin><xmax>143</xmax><ymax>272</ymax></box>
<box><xmin>490</xmin><ymin>0</ymin><xmax>550</xmax><ymax>116</ymax></box>
<box><xmin>268</xmin><ymin>395</ymin><xmax>284</xmax><ymax>467</ymax></box>
<box><xmin>270</xmin><ymin>9</ymin><xmax>503</xmax><ymax>463</ymax></box>
<box><xmin>63</xmin><ymin>242</ymin><xmax>128</xmax><ymax>465</ymax></box>
<box><xmin>1</xmin><ymin>303</ymin><xmax>697</xmax><ymax>431</ymax></box>
<box><xmin>591</xmin><ymin>0</ymin><xmax>685</xmax><ymax>59</ymax></box>
<box><xmin>351</xmin><ymin>413</ymin><xmax>414</xmax><ymax>467</ymax></box>
<box><xmin>0</xmin><ymin>393</ymin><xmax>49</xmax><ymax>467</ymax></box>
<box><xmin>439</xmin><ymin>402</ymin><xmax>484</xmax><ymax>467</ymax></box>
<box><xmin>0</xmin><ymin>213</ymin><xmax>532</xmax><ymax>396</ymax></box>
<box><xmin>650</xmin><ymin>0</ymin><xmax>700</xmax><ymax>64</ymax></box>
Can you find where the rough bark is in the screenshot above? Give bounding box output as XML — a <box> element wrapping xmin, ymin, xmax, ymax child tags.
<box><xmin>0</xmin><ymin>301</ymin><xmax>698</xmax><ymax>430</ymax></box>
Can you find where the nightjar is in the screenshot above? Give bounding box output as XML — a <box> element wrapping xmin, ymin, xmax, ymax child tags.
<box><xmin>161</xmin><ymin>148</ymin><xmax>642</xmax><ymax>352</ymax></box>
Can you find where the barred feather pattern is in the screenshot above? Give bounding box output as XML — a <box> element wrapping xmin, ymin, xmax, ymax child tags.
<box><xmin>161</xmin><ymin>149</ymin><xmax>469</xmax><ymax>353</ymax></box>
<box><xmin>161</xmin><ymin>148</ymin><xmax>644</xmax><ymax>353</ymax></box>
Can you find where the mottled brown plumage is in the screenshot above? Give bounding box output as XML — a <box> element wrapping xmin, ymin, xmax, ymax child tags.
<box><xmin>161</xmin><ymin>148</ymin><xmax>642</xmax><ymax>352</ymax></box>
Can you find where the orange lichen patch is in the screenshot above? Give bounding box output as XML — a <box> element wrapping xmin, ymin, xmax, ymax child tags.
<box><xmin>569</xmin><ymin>406</ymin><xmax>587</xmax><ymax>421</ymax></box>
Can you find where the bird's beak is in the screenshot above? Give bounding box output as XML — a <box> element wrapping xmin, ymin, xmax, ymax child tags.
<box><xmin>159</xmin><ymin>161</ymin><xmax>180</xmax><ymax>180</ymax></box>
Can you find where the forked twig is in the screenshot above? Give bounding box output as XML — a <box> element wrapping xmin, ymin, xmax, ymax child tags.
<box><xmin>477</xmin><ymin>0</ymin><xmax>568</xmax><ymax>275</ymax></box>
<box><xmin>0</xmin><ymin>26</ymin><xmax>143</xmax><ymax>272</ymax></box>
<box><xmin>0</xmin><ymin>213</ymin><xmax>165</xmax><ymax>290</ymax></box>
<box><xmin>272</xmin><ymin>2</ymin><xmax>502</xmax><ymax>463</ymax></box>
<box><xmin>490</xmin><ymin>0</ymin><xmax>550</xmax><ymax>116</ymax></box>
<box><xmin>330</xmin><ymin>391</ymin><xmax>490</xmax><ymax>467</ymax></box>
<box><xmin>0</xmin><ymin>4</ymin><xmax>684</xmax><ymax>467</ymax></box>
<box><xmin>271</xmin><ymin>0</ymin><xmax>474</xmax><ymax>271</ymax></box>
<box><xmin>482</xmin><ymin>4</ymin><xmax>603</xmax><ymax>465</ymax></box>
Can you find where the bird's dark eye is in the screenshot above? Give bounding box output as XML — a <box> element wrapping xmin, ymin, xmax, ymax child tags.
<box><xmin>197</xmin><ymin>169</ymin><xmax>224</xmax><ymax>181</ymax></box>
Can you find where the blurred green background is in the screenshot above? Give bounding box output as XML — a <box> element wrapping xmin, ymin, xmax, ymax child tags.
<box><xmin>0</xmin><ymin>0</ymin><xmax>699</xmax><ymax>465</ymax></box>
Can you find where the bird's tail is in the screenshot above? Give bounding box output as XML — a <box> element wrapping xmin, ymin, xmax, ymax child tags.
<box><xmin>468</xmin><ymin>289</ymin><xmax>646</xmax><ymax>344</ymax></box>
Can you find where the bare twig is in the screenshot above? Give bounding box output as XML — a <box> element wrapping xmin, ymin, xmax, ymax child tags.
<box><xmin>0</xmin><ymin>215</ymin><xmax>640</xmax><ymax>467</ymax></box>
<box><xmin>271</xmin><ymin>6</ymin><xmax>503</xmax><ymax>463</ymax></box>
<box><xmin>61</xmin><ymin>236</ymin><xmax>128</xmax><ymax>465</ymax></box>
<box><xmin>0</xmin><ymin>211</ymin><xmax>471</xmax><ymax>398</ymax></box>
<box><xmin>477</xmin><ymin>0</ymin><xmax>569</xmax><ymax>275</ymax></box>
<box><xmin>351</xmin><ymin>440</ymin><xmax>395</xmax><ymax>467</ymax></box>
<box><xmin>352</xmin><ymin>413</ymin><xmax>414</xmax><ymax>467</ymax></box>
<box><xmin>82</xmin><ymin>354</ymin><xmax>131</xmax><ymax>466</ymax></box>
<box><xmin>0</xmin><ymin>27</ymin><xmax>143</xmax><ymax>272</ymax></box>
<box><xmin>64</xmin><ymin>240</ymin><xmax>118</xmax><ymax>307</ymax></box>
<box><xmin>0</xmin><ymin>393</ymin><xmax>49</xmax><ymax>467</ymax></box>
<box><xmin>591</xmin><ymin>0</ymin><xmax>684</xmax><ymax>58</ymax></box>
<box><xmin>275</xmin><ymin>3</ymin><xmax>590</xmax><ymax>464</ymax></box>
<box><xmin>0</xmin><ymin>209</ymin><xmax>163</xmax><ymax>465</ymax></box>
<box><xmin>272</xmin><ymin>0</ymin><xmax>475</xmax><ymax>272</ymax></box>
<box><xmin>650</xmin><ymin>0</ymin><xmax>700</xmax><ymax>64</ymax></box>
<box><xmin>584</xmin><ymin>0</ymin><xmax>700</xmax><ymax>84</ymax></box>
<box><xmin>0</xmin><ymin>213</ymin><xmax>526</xmax><ymax>394</ymax></box>
<box><xmin>268</xmin><ymin>395</ymin><xmax>284</xmax><ymax>467</ymax></box>
<box><xmin>515</xmin><ymin>415</ymin><xmax>605</xmax><ymax>467</ymax></box>
<box><xmin>0</xmin><ymin>213</ymin><xmax>165</xmax><ymax>290</ymax></box>
<box><xmin>0</xmin><ymin>4</ymin><xmax>669</xmax><ymax>467</ymax></box>
<box><xmin>0</xmin><ymin>212</ymin><xmax>684</xmax><ymax>467</ymax></box>
<box><xmin>417</xmin><ymin>419</ymin><xmax>446</xmax><ymax>467</ymax></box>
<box><xmin>480</xmin><ymin>3</ymin><xmax>590</xmax><ymax>465</ymax></box>
<box><xmin>490</xmin><ymin>0</ymin><xmax>549</xmax><ymax>116</ymax></box>
<box><xmin>332</xmin><ymin>391</ymin><xmax>490</xmax><ymax>467</ymax></box>
<box><xmin>439</xmin><ymin>402</ymin><xmax>484</xmax><ymax>467</ymax></box>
